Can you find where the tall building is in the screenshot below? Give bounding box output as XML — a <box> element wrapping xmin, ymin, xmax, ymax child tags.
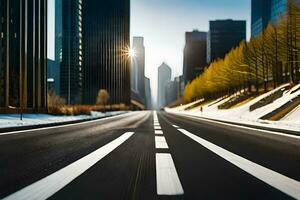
<box><xmin>47</xmin><ymin>59</ymin><xmax>60</xmax><ymax>95</ymax></box>
<box><xmin>0</xmin><ymin>0</ymin><xmax>47</xmax><ymax>113</ymax></box>
<box><xmin>157</xmin><ymin>63</ymin><xmax>171</xmax><ymax>109</ymax></box>
<box><xmin>271</xmin><ymin>0</ymin><xmax>287</xmax><ymax>24</ymax></box>
<box><xmin>131</xmin><ymin>37</ymin><xmax>145</xmax><ymax>99</ymax></box>
<box><xmin>183</xmin><ymin>30</ymin><xmax>207</xmax><ymax>85</ymax></box>
<box><xmin>165</xmin><ymin>80</ymin><xmax>177</xmax><ymax>106</ymax></box>
<box><xmin>82</xmin><ymin>0</ymin><xmax>131</xmax><ymax>105</ymax></box>
<box><xmin>144</xmin><ymin>77</ymin><xmax>152</xmax><ymax>110</ymax></box>
<box><xmin>207</xmin><ymin>20</ymin><xmax>246</xmax><ymax>63</ymax></box>
<box><xmin>251</xmin><ymin>0</ymin><xmax>271</xmax><ymax>38</ymax></box>
<box><xmin>56</xmin><ymin>0</ymin><xmax>83</xmax><ymax>105</ymax></box>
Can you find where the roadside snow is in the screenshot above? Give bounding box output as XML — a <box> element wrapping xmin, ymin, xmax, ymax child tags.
<box><xmin>0</xmin><ymin>111</ymin><xmax>127</xmax><ymax>129</ymax></box>
<box><xmin>166</xmin><ymin>83</ymin><xmax>300</xmax><ymax>132</ymax></box>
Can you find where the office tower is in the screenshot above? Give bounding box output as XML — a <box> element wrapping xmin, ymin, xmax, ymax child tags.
<box><xmin>0</xmin><ymin>0</ymin><xmax>47</xmax><ymax>112</ymax></box>
<box><xmin>157</xmin><ymin>63</ymin><xmax>171</xmax><ymax>109</ymax></box>
<box><xmin>47</xmin><ymin>59</ymin><xmax>60</xmax><ymax>95</ymax></box>
<box><xmin>83</xmin><ymin>0</ymin><xmax>131</xmax><ymax>105</ymax></box>
<box><xmin>251</xmin><ymin>0</ymin><xmax>271</xmax><ymax>38</ymax></box>
<box><xmin>271</xmin><ymin>0</ymin><xmax>287</xmax><ymax>24</ymax></box>
<box><xmin>56</xmin><ymin>0</ymin><xmax>83</xmax><ymax>104</ymax></box>
<box><xmin>132</xmin><ymin>37</ymin><xmax>145</xmax><ymax>99</ymax></box>
<box><xmin>144</xmin><ymin>77</ymin><xmax>152</xmax><ymax>109</ymax></box>
<box><xmin>183</xmin><ymin>30</ymin><xmax>207</xmax><ymax>85</ymax></box>
<box><xmin>207</xmin><ymin>20</ymin><xmax>246</xmax><ymax>63</ymax></box>
<box><xmin>165</xmin><ymin>81</ymin><xmax>177</xmax><ymax>106</ymax></box>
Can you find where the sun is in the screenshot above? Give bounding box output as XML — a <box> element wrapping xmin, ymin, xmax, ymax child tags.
<box><xmin>128</xmin><ymin>48</ymin><xmax>136</xmax><ymax>58</ymax></box>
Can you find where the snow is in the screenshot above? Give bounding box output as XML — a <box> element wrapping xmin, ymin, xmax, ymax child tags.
<box><xmin>0</xmin><ymin>111</ymin><xmax>128</xmax><ymax>129</ymax></box>
<box><xmin>166</xmin><ymin>84</ymin><xmax>300</xmax><ymax>132</ymax></box>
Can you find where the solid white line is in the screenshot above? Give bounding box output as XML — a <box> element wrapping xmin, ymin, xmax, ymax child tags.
<box><xmin>155</xmin><ymin>136</ymin><xmax>169</xmax><ymax>149</ymax></box>
<box><xmin>156</xmin><ymin>153</ymin><xmax>184</xmax><ymax>195</ymax></box>
<box><xmin>3</xmin><ymin>132</ymin><xmax>135</xmax><ymax>200</ymax></box>
<box><xmin>173</xmin><ymin>112</ymin><xmax>300</xmax><ymax>140</ymax></box>
<box><xmin>178</xmin><ymin>129</ymin><xmax>300</xmax><ymax>199</ymax></box>
<box><xmin>0</xmin><ymin>112</ymin><xmax>134</xmax><ymax>136</ymax></box>
<box><xmin>172</xmin><ymin>125</ymin><xmax>179</xmax><ymax>128</ymax></box>
<box><xmin>155</xmin><ymin>130</ymin><xmax>163</xmax><ymax>135</ymax></box>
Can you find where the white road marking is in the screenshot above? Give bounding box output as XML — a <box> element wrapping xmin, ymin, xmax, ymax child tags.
<box><xmin>178</xmin><ymin>129</ymin><xmax>300</xmax><ymax>199</ymax></box>
<box><xmin>172</xmin><ymin>125</ymin><xmax>179</xmax><ymax>128</ymax></box>
<box><xmin>173</xmin><ymin>112</ymin><xmax>300</xmax><ymax>140</ymax></box>
<box><xmin>156</xmin><ymin>153</ymin><xmax>184</xmax><ymax>195</ymax></box>
<box><xmin>155</xmin><ymin>136</ymin><xmax>169</xmax><ymax>149</ymax></box>
<box><xmin>154</xmin><ymin>126</ymin><xmax>162</xmax><ymax>130</ymax></box>
<box><xmin>155</xmin><ymin>130</ymin><xmax>163</xmax><ymax>135</ymax></box>
<box><xmin>154</xmin><ymin>123</ymin><xmax>160</xmax><ymax>126</ymax></box>
<box><xmin>0</xmin><ymin>112</ymin><xmax>135</xmax><ymax>136</ymax></box>
<box><xmin>3</xmin><ymin>132</ymin><xmax>135</xmax><ymax>200</ymax></box>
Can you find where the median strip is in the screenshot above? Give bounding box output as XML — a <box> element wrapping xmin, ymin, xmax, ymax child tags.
<box><xmin>3</xmin><ymin>132</ymin><xmax>135</xmax><ymax>200</ymax></box>
<box><xmin>178</xmin><ymin>128</ymin><xmax>300</xmax><ymax>200</ymax></box>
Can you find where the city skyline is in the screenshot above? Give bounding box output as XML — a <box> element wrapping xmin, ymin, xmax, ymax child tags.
<box><xmin>48</xmin><ymin>0</ymin><xmax>251</xmax><ymax>102</ymax></box>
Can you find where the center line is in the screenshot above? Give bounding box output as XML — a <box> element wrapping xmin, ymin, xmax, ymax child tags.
<box><xmin>178</xmin><ymin>129</ymin><xmax>300</xmax><ymax>200</ymax></box>
<box><xmin>4</xmin><ymin>132</ymin><xmax>135</xmax><ymax>200</ymax></box>
<box><xmin>156</xmin><ymin>153</ymin><xmax>184</xmax><ymax>195</ymax></box>
<box><xmin>155</xmin><ymin>136</ymin><xmax>169</xmax><ymax>149</ymax></box>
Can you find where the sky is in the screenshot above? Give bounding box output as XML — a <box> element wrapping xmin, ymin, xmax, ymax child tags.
<box><xmin>48</xmin><ymin>0</ymin><xmax>251</xmax><ymax>101</ymax></box>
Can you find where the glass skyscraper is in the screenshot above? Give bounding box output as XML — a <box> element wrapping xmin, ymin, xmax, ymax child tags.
<box><xmin>183</xmin><ymin>30</ymin><xmax>207</xmax><ymax>85</ymax></box>
<box><xmin>271</xmin><ymin>0</ymin><xmax>287</xmax><ymax>24</ymax></box>
<box><xmin>82</xmin><ymin>0</ymin><xmax>131</xmax><ymax>105</ymax></box>
<box><xmin>251</xmin><ymin>0</ymin><xmax>271</xmax><ymax>38</ymax></box>
<box><xmin>56</xmin><ymin>0</ymin><xmax>83</xmax><ymax>105</ymax></box>
<box><xmin>0</xmin><ymin>0</ymin><xmax>47</xmax><ymax>113</ymax></box>
<box><xmin>207</xmin><ymin>20</ymin><xmax>246</xmax><ymax>63</ymax></box>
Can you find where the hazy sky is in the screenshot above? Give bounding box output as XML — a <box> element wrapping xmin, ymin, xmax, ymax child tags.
<box><xmin>48</xmin><ymin>0</ymin><xmax>251</xmax><ymax>100</ymax></box>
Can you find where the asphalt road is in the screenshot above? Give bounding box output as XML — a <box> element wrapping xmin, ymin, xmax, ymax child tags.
<box><xmin>0</xmin><ymin>111</ymin><xmax>299</xmax><ymax>200</ymax></box>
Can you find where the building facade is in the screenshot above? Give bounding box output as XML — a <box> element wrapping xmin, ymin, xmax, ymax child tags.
<box><xmin>144</xmin><ymin>77</ymin><xmax>152</xmax><ymax>110</ymax></box>
<box><xmin>47</xmin><ymin>59</ymin><xmax>60</xmax><ymax>95</ymax></box>
<box><xmin>56</xmin><ymin>0</ymin><xmax>83</xmax><ymax>105</ymax></box>
<box><xmin>207</xmin><ymin>20</ymin><xmax>246</xmax><ymax>63</ymax></box>
<box><xmin>82</xmin><ymin>0</ymin><xmax>131</xmax><ymax>105</ymax></box>
<box><xmin>0</xmin><ymin>0</ymin><xmax>47</xmax><ymax>113</ymax></box>
<box><xmin>183</xmin><ymin>30</ymin><xmax>207</xmax><ymax>85</ymax></box>
<box><xmin>157</xmin><ymin>63</ymin><xmax>171</xmax><ymax>109</ymax></box>
<box><xmin>271</xmin><ymin>0</ymin><xmax>287</xmax><ymax>24</ymax></box>
<box><xmin>251</xmin><ymin>0</ymin><xmax>271</xmax><ymax>38</ymax></box>
<box><xmin>131</xmin><ymin>37</ymin><xmax>145</xmax><ymax>100</ymax></box>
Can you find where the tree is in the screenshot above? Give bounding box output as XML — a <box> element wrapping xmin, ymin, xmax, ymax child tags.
<box><xmin>96</xmin><ymin>89</ymin><xmax>110</xmax><ymax>112</ymax></box>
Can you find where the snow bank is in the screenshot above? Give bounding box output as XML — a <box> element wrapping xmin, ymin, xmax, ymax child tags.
<box><xmin>0</xmin><ymin>111</ymin><xmax>127</xmax><ymax>129</ymax></box>
<box><xmin>166</xmin><ymin>83</ymin><xmax>300</xmax><ymax>132</ymax></box>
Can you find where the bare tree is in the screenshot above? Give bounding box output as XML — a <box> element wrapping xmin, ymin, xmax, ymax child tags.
<box><xmin>96</xmin><ymin>89</ymin><xmax>110</xmax><ymax>112</ymax></box>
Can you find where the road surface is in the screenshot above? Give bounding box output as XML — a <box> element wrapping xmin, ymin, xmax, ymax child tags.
<box><xmin>0</xmin><ymin>111</ymin><xmax>299</xmax><ymax>200</ymax></box>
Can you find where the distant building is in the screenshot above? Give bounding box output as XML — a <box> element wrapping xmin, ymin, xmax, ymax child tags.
<box><xmin>145</xmin><ymin>77</ymin><xmax>152</xmax><ymax>110</ymax></box>
<box><xmin>82</xmin><ymin>0</ymin><xmax>131</xmax><ymax>105</ymax></box>
<box><xmin>165</xmin><ymin>81</ymin><xmax>178</xmax><ymax>106</ymax></box>
<box><xmin>132</xmin><ymin>37</ymin><xmax>145</xmax><ymax>100</ymax></box>
<box><xmin>183</xmin><ymin>31</ymin><xmax>207</xmax><ymax>85</ymax></box>
<box><xmin>0</xmin><ymin>0</ymin><xmax>47</xmax><ymax>113</ymax></box>
<box><xmin>207</xmin><ymin>20</ymin><xmax>246</xmax><ymax>63</ymax></box>
<box><xmin>56</xmin><ymin>0</ymin><xmax>83</xmax><ymax>105</ymax></box>
<box><xmin>157</xmin><ymin>63</ymin><xmax>171</xmax><ymax>109</ymax></box>
<box><xmin>251</xmin><ymin>0</ymin><xmax>271</xmax><ymax>38</ymax></box>
<box><xmin>47</xmin><ymin>59</ymin><xmax>61</xmax><ymax>95</ymax></box>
